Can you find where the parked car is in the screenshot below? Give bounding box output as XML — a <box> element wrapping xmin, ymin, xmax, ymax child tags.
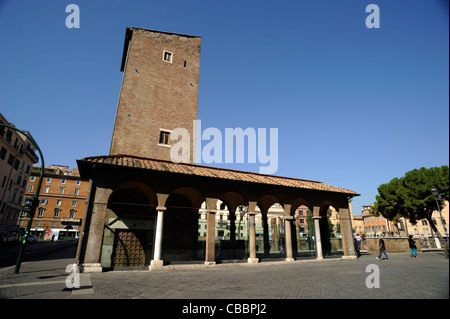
<box><xmin>0</xmin><ymin>231</ymin><xmax>18</xmax><ymax>245</ymax></box>
<box><xmin>27</xmin><ymin>235</ymin><xmax>37</xmax><ymax>243</ymax></box>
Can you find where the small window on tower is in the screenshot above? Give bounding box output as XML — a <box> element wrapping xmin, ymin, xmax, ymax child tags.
<box><xmin>159</xmin><ymin>130</ymin><xmax>170</xmax><ymax>145</ymax></box>
<box><xmin>163</xmin><ymin>50</ymin><xmax>173</xmax><ymax>63</ymax></box>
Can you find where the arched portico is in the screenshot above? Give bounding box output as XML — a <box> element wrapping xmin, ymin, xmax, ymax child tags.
<box><xmin>77</xmin><ymin>155</ymin><xmax>359</xmax><ymax>272</ymax></box>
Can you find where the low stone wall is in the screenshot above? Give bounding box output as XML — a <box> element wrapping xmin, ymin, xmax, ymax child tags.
<box><xmin>366</xmin><ymin>237</ymin><xmax>422</xmax><ymax>254</ymax></box>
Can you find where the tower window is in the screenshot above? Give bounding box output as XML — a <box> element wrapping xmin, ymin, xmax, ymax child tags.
<box><xmin>159</xmin><ymin>130</ymin><xmax>170</xmax><ymax>145</ymax></box>
<box><xmin>163</xmin><ymin>50</ymin><xmax>173</xmax><ymax>63</ymax></box>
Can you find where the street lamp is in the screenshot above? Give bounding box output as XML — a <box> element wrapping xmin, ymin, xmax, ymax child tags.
<box><xmin>431</xmin><ymin>188</ymin><xmax>449</xmax><ymax>248</ymax></box>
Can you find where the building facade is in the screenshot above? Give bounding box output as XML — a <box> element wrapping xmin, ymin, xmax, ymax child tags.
<box><xmin>18</xmin><ymin>165</ymin><xmax>89</xmax><ymax>240</ymax></box>
<box><xmin>0</xmin><ymin>113</ymin><xmax>39</xmax><ymax>240</ymax></box>
<box><xmin>359</xmin><ymin>202</ymin><xmax>449</xmax><ymax>240</ymax></box>
<box><xmin>397</xmin><ymin>200</ymin><xmax>449</xmax><ymax>239</ymax></box>
<box><xmin>361</xmin><ymin>204</ymin><xmax>399</xmax><ymax>237</ymax></box>
<box><xmin>75</xmin><ymin>28</ymin><xmax>359</xmax><ymax>272</ymax></box>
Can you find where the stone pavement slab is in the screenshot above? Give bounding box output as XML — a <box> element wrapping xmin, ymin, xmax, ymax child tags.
<box><xmin>1</xmin><ymin>252</ymin><xmax>448</xmax><ymax>300</ymax></box>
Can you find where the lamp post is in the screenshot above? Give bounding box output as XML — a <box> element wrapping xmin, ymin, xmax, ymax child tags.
<box><xmin>431</xmin><ymin>188</ymin><xmax>449</xmax><ymax>248</ymax></box>
<box><xmin>0</xmin><ymin>123</ymin><xmax>45</xmax><ymax>274</ymax></box>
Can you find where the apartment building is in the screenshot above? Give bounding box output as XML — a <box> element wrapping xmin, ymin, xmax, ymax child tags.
<box><xmin>19</xmin><ymin>165</ymin><xmax>89</xmax><ymax>240</ymax></box>
<box><xmin>0</xmin><ymin>113</ymin><xmax>39</xmax><ymax>239</ymax></box>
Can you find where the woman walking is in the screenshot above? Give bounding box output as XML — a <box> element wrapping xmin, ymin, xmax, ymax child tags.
<box><xmin>408</xmin><ymin>235</ymin><xmax>417</xmax><ymax>258</ymax></box>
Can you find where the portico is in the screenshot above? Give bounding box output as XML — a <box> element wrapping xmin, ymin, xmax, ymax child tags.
<box><xmin>76</xmin><ymin>154</ymin><xmax>359</xmax><ymax>272</ymax></box>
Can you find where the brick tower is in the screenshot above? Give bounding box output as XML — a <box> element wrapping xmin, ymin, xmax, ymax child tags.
<box><xmin>109</xmin><ymin>27</ymin><xmax>201</xmax><ymax>163</ymax></box>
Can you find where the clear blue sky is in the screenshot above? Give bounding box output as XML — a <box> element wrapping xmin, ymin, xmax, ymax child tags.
<box><xmin>1</xmin><ymin>0</ymin><xmax>448</xmax><ymax>215</ymax></box>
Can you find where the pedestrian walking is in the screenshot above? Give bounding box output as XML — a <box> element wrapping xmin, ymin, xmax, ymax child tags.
<box><xmin>354</xmin><ymin>233</ymin><xmax>361</xmax><ymax>258</ymax></box>
<box><xmin>408</xmin><ymin>235</ymin><xmax>417</xmax><ymax>258</ymax></box>
<box><xmin>376</xmin><ymin>235</ymin><xmax>389</xmax><ymax>260</ymax></box>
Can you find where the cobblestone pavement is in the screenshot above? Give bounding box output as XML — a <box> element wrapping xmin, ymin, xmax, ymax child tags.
<box><xmin>1</xmin><ymin>251</ymin><xmax>448</xmax><ymax>301</ymax></box>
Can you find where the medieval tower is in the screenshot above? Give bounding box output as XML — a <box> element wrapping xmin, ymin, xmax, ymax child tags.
<box><xmin>109</xmin><ymin>27</ymin><xmax>201</xmax><ymax>162</ymax></box>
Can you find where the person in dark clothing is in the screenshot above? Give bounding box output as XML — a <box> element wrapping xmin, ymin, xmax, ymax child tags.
<box><xmin>376</xmin><ymin>235</ymin><xmax>389</xmax><ymax>260</ymax></box>
<box><xmin>408</xmin><ymin>235</ymin><xmax>417</xmax><ymax>258</ymax></box>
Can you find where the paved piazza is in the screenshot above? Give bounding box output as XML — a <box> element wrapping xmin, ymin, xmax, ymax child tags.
<box><xmin>1</xmin><ymin>251</ymin><xmax>448</xmax><ymax>300</ymax></box>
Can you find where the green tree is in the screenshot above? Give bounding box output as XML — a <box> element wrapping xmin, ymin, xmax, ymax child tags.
<box><xmin>373</xmin><ymin>166</ymin><xmax>449</xmax><ymax>246</ymax></box>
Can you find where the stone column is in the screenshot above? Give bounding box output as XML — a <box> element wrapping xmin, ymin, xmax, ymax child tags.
<box><xmin>81</xmin><ymin>187</ymin><xmax>112</xmax><ymax>273</ymax></box>
<box><xmin>262</xmin><ymin>213</ymin><xmax>270</xmax><ymax>257</ymax></box>
<box><xmin>313</xmin><ymin>217</ymin><xmax>323</xmax><ymax>260</ymax></box>
<box><xmin>205</xmin><ymin>210</ymin><xmax>216</xmax><ymax>265</ymax></box>
<box><xmin>339</xmin><ymin>208</ymin><xmax>357</xmax><ymax>259</ymax></box>
<box><xmin>247</xmin><ymin>212</ymin><xmax>259</xmax><ymax>263</ymax></box>
<box><xmin>284</xmin><ymin>216</ymin><xmax>294</xmax><ymax>261</ymax></box>
<box><xmin>150</xmin><ymin>207</ymin><xmax>166</xmax><ymax>269</ymax></box>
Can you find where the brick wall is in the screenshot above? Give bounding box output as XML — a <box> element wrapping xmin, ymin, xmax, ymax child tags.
<box><xmin>110</xmin><ymin>28</ymin><xmax>201</xmax><ymax>163</ymax></box>
<box><xmin>366</xmin><ymin>237</ymin><xmax>422</xmax><ymax>254</ymax></box>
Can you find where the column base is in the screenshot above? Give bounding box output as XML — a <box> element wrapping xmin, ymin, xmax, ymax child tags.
<box><xmin>342</xmin><ymin>255</ymin><xmax>358</xmax><ymax>260</ymax></box>
<box><xmin>285</xmin><ymin>258</ymin><xmax>295</xmax><ymax>262</ymax></box>
<box><xmin>204</xmin><ymin>261</ymin><xmax>216</xmax><ymax>266</ymax></box>
<box><xmin>80</xmin><ymin>263</ymin><xmax>103</xmax><ymax>273</ymax></box>
<box><xmin>247</xmin><ymin>257</ymin><xmax>259</xmax><ymax>264</ymax></box>
<box><xmin>150</xmin><ymin>260</ymin><xmax>164</xmax><ymax>270</ymax></box>
<box><xmin>315</xmin><ymin>256</ymin><xmax>324</xmax><ymax>261</ymax></box>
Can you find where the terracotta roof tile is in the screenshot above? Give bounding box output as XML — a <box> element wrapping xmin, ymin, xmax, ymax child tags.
<box><xmin>79</xmin><ymin>155</ymin><xmax>358</xmax><ymax>196</ymax></box>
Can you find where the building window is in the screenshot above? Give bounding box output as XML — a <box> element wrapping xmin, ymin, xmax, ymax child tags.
<box><xmin>0</xmin><ymin>147</ymin><xmax>7</xmax><ymax>160</ymax></box>
<box><xmin>69</xmin><ymin>209</ymin><xmax>76</xmax><ymax>219</ymax></box>
<box><xmin>53</xmin><ymin>208</ymin><xmax>61</xmax><ymax>219</ymax></box>
<box><xmin>163</xmin><ymin>50</ymin><xmax>173</xmax><ymax>63</ymax></box>
<box><xmin>56</xmin><ymin>199</ymin><xmax>62</xmax><ymax>206</ymax></box>
<box><xmin>74</xmin><ymin>188</ymin><xmax>80</xmax><ymax>196</ymax></box>
<box><xmin>43</xmin><ymin>186</ymin><xmax>50</xmax><ymax>193</ymax></box>
<box><xmin>71</xmin><ymin>200</ymin><xmax>77</xmax><ymax>207</ymax></box>
<box><xmin>61</xmin><ymin>179</ymin><xmax>66</xmax><ymax>184</ymax></box>
<box><xmin>30</xmin><ymin>176</ymin><xmax>36</xmax><ymax>182</ymax></box>
<box><xmin>59</xmin><ymin>187</ymin><xmax>65</xmax><ymax>195</ymax></box>
<box><xmin>37</xmin><ymin>208</ymin><xmax>45</xmax><ymax>218</ymax></box>
<box><xmin>75</xmin><ymin>180</ymin><xmax>81</xmax><ymax>186</ymax></box>
<box><xmin>40</xmin><ymin>199</ymin><xmax>48</xmax><ymax>205</ymax></box>
<box><xmin>46</xmin><ymin>178</ymin><xmax>52</xmax><ymax>183</ymax></box>
<box><xmin>7</xmin><ymin>154</ymin><xmax>14</xmax><ymax>166</ymax></box>
<box><xmin>159</xmin><ymin>130</ymin><xmax>171</xmax><ymax>145</ymax></box>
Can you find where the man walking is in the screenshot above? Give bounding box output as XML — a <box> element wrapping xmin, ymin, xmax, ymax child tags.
<box><xmin>376</xmin><ymin>235</ymin><xmax>389</xmax><ymax>260</ymax></box>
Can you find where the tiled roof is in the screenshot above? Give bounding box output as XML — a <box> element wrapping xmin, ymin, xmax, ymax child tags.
<box><xmin>78</xmin><ymin>155</ymin><xmax>358</xmax><ymax>196</ymax></box>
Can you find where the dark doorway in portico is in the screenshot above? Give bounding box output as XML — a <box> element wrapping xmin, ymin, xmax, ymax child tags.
<box><xmin>163</xmin><ymin>192</ymin><xmax>201</xmax><ymax>263</ymax></box>
<box><xmin>104</xmin><ymin>185</ymin><xmax>157</xmax><ymax>269</ymax></box>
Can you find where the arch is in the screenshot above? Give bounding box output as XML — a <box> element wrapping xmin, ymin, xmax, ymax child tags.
<box><xmin>220</xmin><ymin>191</ymin><xmax>246</xmax><ymax>213</ymax></box>
<box><xmin>290</xmin><ymin>198</ymin><xmax>313</xmax><ymax>216</ymax></box>
<box><xmin>111</xmin><ymin>181</ymin><xmax>157</xmax><ymax>207</ymax></box>
<box><xmin>103</xmin><ymin>182</ymin><xmax>157</xmax><ymax>269</ymax></box>
<box><xmin>318</xmin><ymin>202</ymin><xmax>343</xmax><ymax>257</ymax></box>
<box><xmin>168</xmin><ymin>186</ymin><xmax>204</xmax><ymax>210</ymax></box>
<box><xmin>257</xmin><ymin>194</ymin><xmax>281</xmax><ymax>213</ymax></box>
<box><xmin>162</xmin><ymin>186</ymin><xmax>205</xmax><ymax>262</ymax></box>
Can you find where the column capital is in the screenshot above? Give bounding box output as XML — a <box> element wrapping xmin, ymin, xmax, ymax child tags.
<box><xmin>312</xmin><ymin>216</ymin><xmax>322</xmax><ymax>220</ymax></box>
<box><xmin>156</xmin><ymin>206</ymin><xmax>167</xmax><ymax>211</ymax></box>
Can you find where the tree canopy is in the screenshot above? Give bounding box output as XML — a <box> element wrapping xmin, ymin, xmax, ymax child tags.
<box><xmin>373</xmin><ymin>166</ymin><xmax>449</xmax><ymax>243</ymax></box>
